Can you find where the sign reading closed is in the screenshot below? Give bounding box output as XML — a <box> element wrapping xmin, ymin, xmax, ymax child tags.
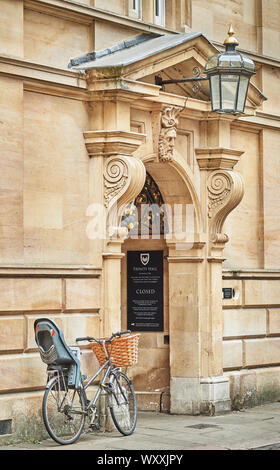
<box><xmin>127</xmin><ymin>250</ymin><xmax>164</xmax><ymax>332</ymax></box>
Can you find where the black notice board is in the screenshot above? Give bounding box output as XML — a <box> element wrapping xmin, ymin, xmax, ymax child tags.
<box><xmin>127</xmin><ymin>250</ymin><xmax>164</xmax><ymax>332</ymax></box>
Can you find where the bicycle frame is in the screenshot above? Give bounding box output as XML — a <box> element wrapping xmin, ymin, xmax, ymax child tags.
<box><xmin>83</xmin><ymin>359</ymin><xmax>115</xmax><ymax>410</ymax></box>
<box><xmin>48</xmin><ymin>337</ymin><xmax>131</xmax><ymax>422</ymax></box>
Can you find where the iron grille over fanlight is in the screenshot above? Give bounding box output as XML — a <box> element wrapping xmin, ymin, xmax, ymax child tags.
<box><xmin>204</xmin><ymin>25</ymin><xmax>255</xmax><ymax>114</ymax></box>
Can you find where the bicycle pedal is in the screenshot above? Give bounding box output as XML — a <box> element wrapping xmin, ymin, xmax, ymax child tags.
<box><xmin>89</xmin><ymin>422</ymin><xmax>100</xmax><ymax>431</ymax></box>
<box><xmin>101</xmin><ymin>382</ymin><xmax>114</xmax><ymax>393</ymax></box>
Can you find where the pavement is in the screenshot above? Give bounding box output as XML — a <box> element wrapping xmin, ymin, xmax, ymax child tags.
<box><xmin>2</xmin><ymin>402</ymin><xmax>280</xmax><ymax>452</ymax></box>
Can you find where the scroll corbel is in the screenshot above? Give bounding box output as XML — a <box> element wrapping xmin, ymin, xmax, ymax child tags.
<box><xmin>104</xmin><ymin>155</ymin><xmax>146</xmax><ymax>237</ymax></box>
<box><xmin>207</xmin><ymin>169</ymin><xmax>244</xmax><ymax>244</ymax></box>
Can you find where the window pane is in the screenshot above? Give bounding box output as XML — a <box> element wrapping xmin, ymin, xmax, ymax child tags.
<box><xmin>155</xmin><ymin>0</ymin><xmax>159</xmax><ymax>16</ymax></box>
<box><xmin>155</xmin><ymin>0</ymin><xmax>165</xmax><ymax>26</ymax></box>
<box><xmin>132</xmin><ymin>0</ymin><xmax>142</xmax><ymax>19</ymax></box>
<box><xmin>237</xmin><ymin>76</ymin><xmax>249</xmax><ymax>112</ymax></box>
<box><xmin>221</xmin><ymin>74</ymin><xmax>239</xmax><ymax>111</ymax></box>
<box><xmin>210</xmin><ymin>75</ymin><xmax>221</xmax><ymax>111</ymax></box>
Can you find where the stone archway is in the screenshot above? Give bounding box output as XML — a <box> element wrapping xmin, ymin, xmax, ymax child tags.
<box><xmin>144</xmin><ymin>160</ymin><xmax>208</xmax><ymax>415</ymax></box>
<box><xmin>120</xmin><ymin>169</ymin><xmax>169</xmax><ymax>410</ymax></box>
<box><xmin>120</xmin><ymin>159</ymin><xmax>203</xmax><ymax>412</ymax></box>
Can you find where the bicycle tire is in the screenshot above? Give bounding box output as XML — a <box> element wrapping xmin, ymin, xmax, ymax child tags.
<box><xmin>109</xmin><ymin>371</ymin><xmax>137</xmax><ymax>436</ymax></box>
<box><xmin>42</xmin><ymin>376</ymin><xmax>86</xmax><ymax>445</ymax></box>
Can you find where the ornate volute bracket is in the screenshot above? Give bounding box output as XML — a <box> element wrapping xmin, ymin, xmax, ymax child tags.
<box><xmin>196</xmin><ymin>147</ymin><xmax>244</xmax><ymax>246</ymax></box>
<box><xmin>84</xmin><ymin>130</ymin><xmax>146</xmax><ymax>235</ymax></box>
<box><xmin>104</xmin><ymin>153</ymin><xmax>146</xmax><ymax>212</ymax></box>
<box><xmin>207</xmin><ymin>168</ymin><xmax>244</xmax><ymax>244</ymax></box>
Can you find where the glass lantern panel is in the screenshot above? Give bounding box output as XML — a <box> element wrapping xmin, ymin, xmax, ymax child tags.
<box><xmin>242</xmin><ymin>57</ymin><xmax>255</xmax><ymax>73</ymax></box>
<box><xmin>205</xmin><ymin>54</ymin><xmax>219</xmax><ymax>71</ymax></box>
<box><xmin>219</xmin><ymin>55</ymin><xmax>242</xmax><ymax>69</ymax></box>
<box><xmin>236</xmin><ymin>75</ymin><xmax>249</xmax><ymax>112</ymax></box>
<box><xmin>210</xmin><ymin>75</ymin><xmax>221</xmax><ymax>111</ymax></box>
<box><xmin>221</xmin><ymin>74</ymin><xmax>239</xmax><ymax>111</ymax></box>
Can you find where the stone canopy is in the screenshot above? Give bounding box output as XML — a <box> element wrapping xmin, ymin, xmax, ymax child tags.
<box><xmin>69</xmin><ymin>31</ymin><xmax>265</xmax><ymax>109</ymax></box>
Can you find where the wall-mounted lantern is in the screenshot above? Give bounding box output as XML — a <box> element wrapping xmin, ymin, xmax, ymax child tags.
<box><xmin>155</xmin><ymin>26</ymin><xmax>256</xmax><ymax>115</ymax></box>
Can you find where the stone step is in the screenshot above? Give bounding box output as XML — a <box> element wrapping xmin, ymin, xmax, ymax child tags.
<box><xmin>135</xmin><ymin>391</ymin><xmax>170</xmax><ymax>412</ymax></box>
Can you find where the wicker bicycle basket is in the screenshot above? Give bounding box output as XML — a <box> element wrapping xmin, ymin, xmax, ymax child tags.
<box><xmin>89</xmin><ymin>333</ymin><xmax>140</xmax><ymax>367</ymax></box>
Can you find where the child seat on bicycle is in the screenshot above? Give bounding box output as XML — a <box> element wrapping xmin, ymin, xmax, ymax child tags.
<box><xmin>34</xmin><ymin>317</ymin><xmax>82</xmax><ymax>389</ymax></box>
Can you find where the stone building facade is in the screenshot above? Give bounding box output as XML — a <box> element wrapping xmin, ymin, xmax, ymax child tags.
<box><xmin>0</xmin><ymin>0</ymin><xmax>280</xmax><ymax>442</ymax></box>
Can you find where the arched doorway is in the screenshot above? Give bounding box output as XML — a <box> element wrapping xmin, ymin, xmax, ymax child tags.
<box><xmin>121</xmin><ymin>171</ymin><xmax>170</xmax><ymax>410</ymax></box>
<box><xmin>120</xmin><ymin>158</ymin><xmax>201</xmax><ymax>412</ymax></box>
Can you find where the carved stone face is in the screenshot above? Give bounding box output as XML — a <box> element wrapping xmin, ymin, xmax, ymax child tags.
<box><xmin>159</xmin><ymin>127</ymin><xmax>177</xmax><ymax>162</ymax></box>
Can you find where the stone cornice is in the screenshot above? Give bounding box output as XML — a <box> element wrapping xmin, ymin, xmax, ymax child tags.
<box><xmin>195</xmin><ymin>148</ymin><xmax>244</xmax><ymax>170</ymax></box>
<box><xmin>0</xmin><ymin>55</ymin><xmax>276</xmax><ymax>126</ymax></box>
<box><xmin>87</xmin><ymin>78</ymin><xmax>160</xmax><ymax>101</ymax></box>
<box><xmin>235</xmin><ymin>111</ymin><xmax>280</xmax><ymax>131</ymax></box>
<box><xmin>0</xmin><ymin>54</ymin><xmax>87</xmax><ymax>99</ymax></box>
<box><xmin>0</xmin><ymin>54</ymin><xmax>86</xmax><ymax>85</ymax></box>
<box><xmin>0</xmin><ymin>54</ymin><xmax>208</xmax><ymax>114</ymax></box>
<box><xmin>84</xmin><ymin>130</ymin><xmax>146</xmax><ymax>157</ymax></box>
<box><xmin>24</xmin><ymin>0</ymin><xmax>178</xmax><ymax>34</ymax></box>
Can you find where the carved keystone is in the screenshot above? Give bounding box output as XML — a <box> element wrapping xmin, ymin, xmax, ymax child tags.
<box><xmin>159</xmin><ymin>106</ymin><xmax>181</xmax><ymax>162</ymax></box>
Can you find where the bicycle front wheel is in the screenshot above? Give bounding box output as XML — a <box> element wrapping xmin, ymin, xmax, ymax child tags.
<box><xmin>42</xmin><ymin>376</ymin><xmax>86</xmax><ymax>445</ymax></box>
<box><xmin>109</xmin><ymin>371</ymin><xmax>137</xmax><ymax>436</ymax></box>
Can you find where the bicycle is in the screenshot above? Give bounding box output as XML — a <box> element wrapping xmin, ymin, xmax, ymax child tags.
<box><xmin>34</xmin><ymin>317</ymin><xmax>140</xmax><ymax>445</ymax></box>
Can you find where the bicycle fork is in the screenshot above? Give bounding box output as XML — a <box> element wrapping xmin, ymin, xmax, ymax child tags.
<box><xmin>105</xmin><ymin>372</ymin><xmax>128</xmax><ymax>408</ymax></box>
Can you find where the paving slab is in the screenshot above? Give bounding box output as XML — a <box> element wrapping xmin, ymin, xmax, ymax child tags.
<box><xmin>2</xmin><ymin>402</ymin><xmax>280</xmax><ymax>451</ymax></box>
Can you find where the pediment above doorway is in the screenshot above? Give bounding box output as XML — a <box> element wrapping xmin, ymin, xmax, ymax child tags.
<box><xmin>69</xmin><ymin>31</ymin><xmax>266</xmax><ymax>111</ymax></box>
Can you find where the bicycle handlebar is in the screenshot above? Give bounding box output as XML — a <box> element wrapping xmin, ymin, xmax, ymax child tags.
<box><xmin>75</xmin><ymin>330</ymin><xmax>131</xmax><ymax>344</ymax></box>
<box><xmin>75</xmin><ymin>336</ymin><xmax>97</xmax><ymax>343</ymax></box>
<box><xmin>111</xmin><ymin>330</ymin><xmax>131</xmax><ymax>338</ymax></box>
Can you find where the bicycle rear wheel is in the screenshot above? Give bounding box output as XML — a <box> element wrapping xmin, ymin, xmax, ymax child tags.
<box><xmin>42</xmin><ymin>375</ymin><xmax>86</xmax><ymax>445</ymax></box>
<box><xmin>109</xmin><ymin>371</ymin><xmax>137</xmax><ymax>436</ymax></box>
